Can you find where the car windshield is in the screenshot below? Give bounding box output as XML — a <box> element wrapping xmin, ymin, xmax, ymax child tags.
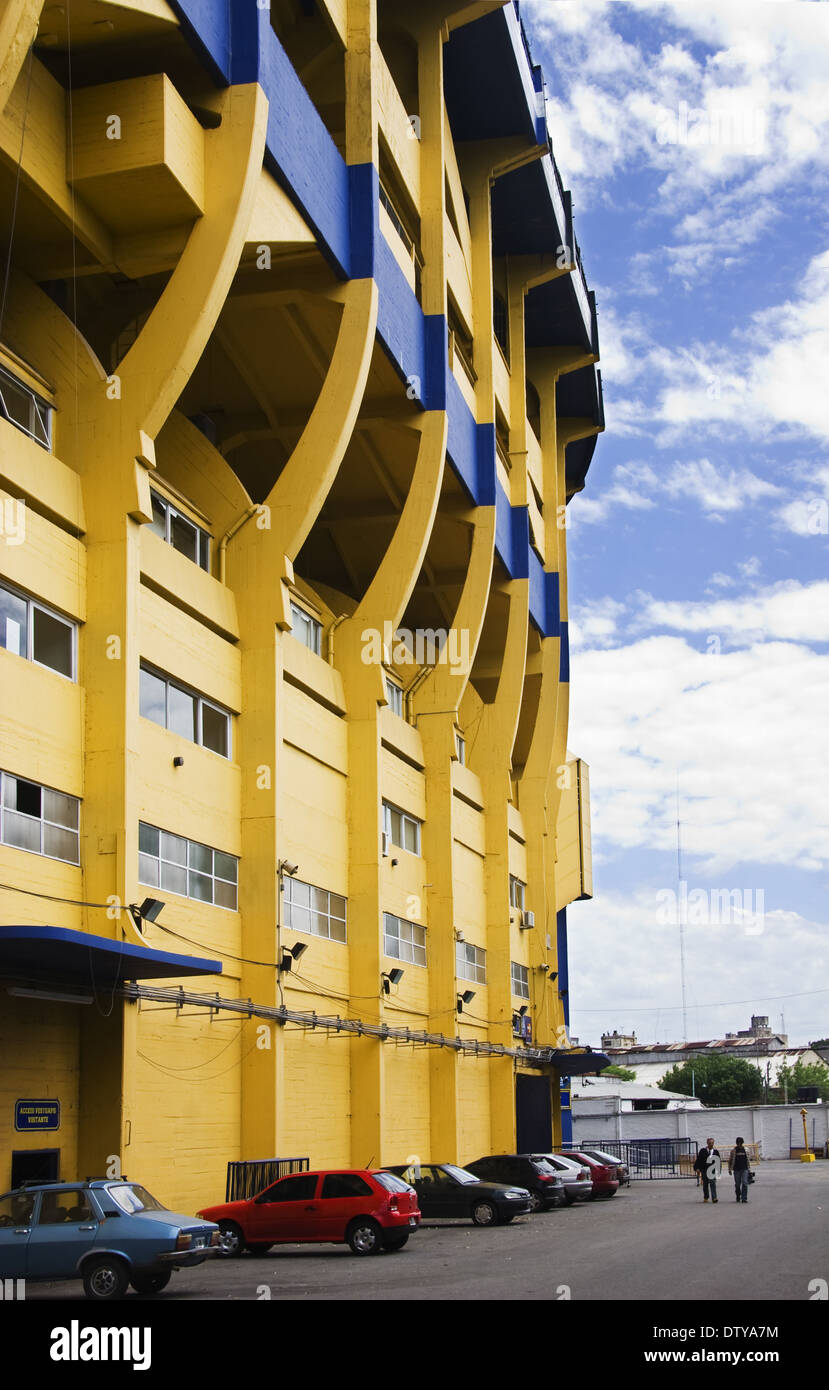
<box><xmin>107</xmin><ymin>1184</ymin><xmax>167</xmax><ymax>1214</ymax></box>
<box><xmin>530</xmin><ymin>1157</ymin><xmax>556</xmax><ymax>1174</ymax></box>
<box><xmin>374</xmin><ymin>1173</ymin><xmax>413</xmax><ymax>1194</ymax></box>
<box><xmin>441</xmin><ymin>1164</ymin><xmax>480</xmax><ymax>1185</ymax></box>
<box><xmin>588</xmin><ymin>1151</ymin><xmax>620</xmax><ymax>1165</ymax></box>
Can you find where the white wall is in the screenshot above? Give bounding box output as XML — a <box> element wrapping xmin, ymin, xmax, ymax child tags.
<box><xmin>572</xmin><ymin>1101</ymin><xmax>829</xmax><ymax>1160</ymax></box>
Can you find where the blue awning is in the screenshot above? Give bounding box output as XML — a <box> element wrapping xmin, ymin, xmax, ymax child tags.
<box><xmin>0</xmin><ymin>926</ymin><xmax>222</xmax><ymax>989</ymax></box>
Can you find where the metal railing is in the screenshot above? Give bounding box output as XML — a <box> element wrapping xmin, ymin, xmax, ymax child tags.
<box><xmin>225</xmin><ymin>1157</ymin><xmax>309</xmax><ymax>1202</ymax></box>
<box><xmin>563</xmin><ymin>1139</ymin><xmax>698</xmax><ymax>1179</ymax></box>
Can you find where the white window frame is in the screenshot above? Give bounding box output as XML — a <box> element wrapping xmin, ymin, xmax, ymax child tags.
<box><xmin>139</xmin><ymin>663</ymin><xmax>232</xmax><ymax>759</ymax></box>
<box><xmin>456</xmin><ymin>940</ymin><xmax>487</xmax><ymax>985</ymax></box>
<box><xmin>149</xmin><ymin>489</ymin><xmax>211</xmax><ymax>572</ymax></box>
<box><xmin>385</xmin><ymin>677</ymin><xmax>403</xmax><ymax>718</ymax></box>
<box><xmin>138</xmin><ymin>822</ymin><xmax>238</xmax><ymax>911</ymax></box>
<box><xmin>383</xmin><ymin>911</ymin><xmax>427</xmax><ymax>967</ymax></box>
<box><xmin>289</xmin><ymin>600</ymin><xmax>322</xmax><ymax>656</ymax></box>
<box><xmin>0</xmin><ymin>770</ymin><xmax>80</xmax><ymax>865</ymax></box>
<box><xmin>455</xmin><ymin>732</ymin><xmax>466</xmax><ymax>766</ymax></box>
<box><xmin>511</xmin><ymin>961</ymin><xmax>530</xmax><ymax>1000</ymax></box>
<box><xmin>0</xmin><ymin>361</ymin><xmax>52</xmax><ymax>450</ymax></box>
<box><xmin>0</xmin><ymin>579</ymin><xmax>76</xmax><ymax>681</ymax></box>
<box><xmin>283</xmin><ymin>875</ymin><xmax>347</xmax><ymax>943</ymax></box>
<box><xmin>509</xmin><ymin>875</ymin><xmax>526</xmax><ymax>911</ymax></box>
<box><xmin>382</xmin><ymin>800</ymin><xmax>422</xmax><ymax>856</ymax></box>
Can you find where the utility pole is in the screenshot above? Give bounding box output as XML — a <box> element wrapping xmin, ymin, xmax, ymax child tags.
<box><xmin>676</xmin><ymin>779</ymin><xmax>688</xmax><ymax>1044</ymax></box>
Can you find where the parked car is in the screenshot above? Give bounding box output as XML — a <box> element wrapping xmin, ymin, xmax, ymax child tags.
<box><xmin>555</xmin><ymin>1151</ymin><xmax>620</xmax><ymax>1198</ymax></box>
<box><xmin>198</xmin><ymin>1169</ymin><xmax>420</xmax><ymax>1256</ymax></box>
<box><xmin>0</xmin><ymin>1179</ymin><xmax>220</xmax><ymax>1299</ymax></box>
<box><xmin>577</xmin><ymin>1148</ymin><xmax>630</xmax><ymax>1187</ymax></box>
<box><xmin>465</xmin><ymin>1155</ymin><xmax>566</xmax><ymax>1211</ymax></box>
<box><xmin>385</xmin><ymin>1162</ymin><xmax>532</xmax><ymax>1226</ymax></box>
<box><xmin>541</xmin><ymin>1153</ymin><xmax>594</xmax><ymax>1202</ymax></box>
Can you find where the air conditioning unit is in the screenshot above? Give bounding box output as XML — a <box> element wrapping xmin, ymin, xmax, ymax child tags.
<box><xmin>521</xmin><ymin>910</ymin><xmax>535</xmax><ymax>930</ymax></box>
<box><xmin>381</xmin><ymin>832</ymin><xmax>390</xmax><ymax>858</ymax></box>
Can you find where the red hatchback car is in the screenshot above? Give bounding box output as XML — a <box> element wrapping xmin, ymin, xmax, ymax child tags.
<box><xmin>563</xmin><ymin>1152</ymin><xmax>620</xmax><ymax>1199</ymax></box>
<box><xmin>198</xmin><ymin>1169</ymin><xmax>420</xmax><ymax>1257</ymax></box>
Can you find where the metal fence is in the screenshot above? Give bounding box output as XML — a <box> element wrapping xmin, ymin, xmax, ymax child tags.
<box><xmin>225</xmin><ymin>1157</ymin><xmax>309</xmax><ymax>1202</ymax></box>
<box><xmin>563</xmin><ymin>1138</ymin><xmax>698</xmax><ymax>1180</ymax></box>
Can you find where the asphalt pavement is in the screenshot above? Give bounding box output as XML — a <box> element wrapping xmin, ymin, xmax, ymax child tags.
<box><xmin>24</xmin><ymin>1159</ymin><xmax>828</xmax><ymax>1302</ymax></box>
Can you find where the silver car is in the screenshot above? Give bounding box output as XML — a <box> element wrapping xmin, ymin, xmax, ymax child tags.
<box><xmin>543</xmin><ymin>1153</ymin><xmax>594</xmax><ymax>1202</ymax></box>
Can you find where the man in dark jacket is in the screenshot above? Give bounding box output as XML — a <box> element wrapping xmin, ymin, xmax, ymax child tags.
<box><xmin>728</xmin><ymin>1137</ymin><xmax>752</xmax><ymax>1203</ymax></box>
<box><xmin>693</xmin><ymin>1137</ymin><xmax>721</xmax><ymax>1202</ymax></box>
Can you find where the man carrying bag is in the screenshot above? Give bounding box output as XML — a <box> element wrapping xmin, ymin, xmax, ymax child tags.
<box><xmin>728</xmin><ymin>1137</ymin><xmax>753</xmax><ymax>1203</ymax></box>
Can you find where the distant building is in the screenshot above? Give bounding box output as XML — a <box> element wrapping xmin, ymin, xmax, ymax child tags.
<box><xmin>601</xmin><ymin>1029</ymin><xmax>637</xmax><ymax>1050</ymax></box>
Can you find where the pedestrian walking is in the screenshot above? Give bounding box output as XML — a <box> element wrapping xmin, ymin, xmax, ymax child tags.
<box><xmin>693</xmin><ymin>1137</ymin><xmax>721</xmax><ymax>1202</ymax></box>
<box><xmin>728</xmin><ymin>1137</ymin><xmax>752</xmax><ymax>1203</ymax></box>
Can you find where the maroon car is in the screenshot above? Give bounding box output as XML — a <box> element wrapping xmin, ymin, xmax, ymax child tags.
<box><xmin>198</xmin><ymin>1169</ymin><xmax>420</xmax><ymax>1257</ymax></box>
<box><xmin>560</xmin><ymin>1151</ymin><xmax>620</xmax><ymax>1198</ymax></box>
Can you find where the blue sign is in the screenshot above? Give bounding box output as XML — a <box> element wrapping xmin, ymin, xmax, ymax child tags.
<box><xmin>15</xmin><ymin>1099</ymin><xmax>60</xmax><ymax>1132</ymax></box>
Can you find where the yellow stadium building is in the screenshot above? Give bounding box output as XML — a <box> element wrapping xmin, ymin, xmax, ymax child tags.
<box><xmin>0</xmin><ymin>0</ymin><xmax>604</xmax><ymax>1214</ymax></box>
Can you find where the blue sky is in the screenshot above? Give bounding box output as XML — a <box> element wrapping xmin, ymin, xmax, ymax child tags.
<box><xmin>521</xmin><ymin>1</ymin><xmax>829</xmax><ymax>1047</ymax></box>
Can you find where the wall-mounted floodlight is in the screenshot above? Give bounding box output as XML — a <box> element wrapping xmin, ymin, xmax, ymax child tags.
<box><xmin>517</xmin><ymin>1004</ymin><xmax>529</xmax><ymax>1018</ymax></box>
<box><xmin>278</xmin><ymin>860</ymin><xmax>299</xmax><ymax>877</ymax></box>
<box><xmin>382</xmin><ymin>969</ymin><xmax>404</xmax><ymax>993</ymax></box>
<box><xmin>456</xmin><ymin>990</ymin><xmax>475</xmax><ymax>1013</ymax></box>
<box><xmin>129</xmin><ymin>897</ymin><xmax>165</xmax><ymax>933</ymax></box>
<box><xmin>279</xmin><ymin>941</ymin><xmax>309</xmax><ymax>972</ymax></box>
<box><xmin>548</xmin><ymin>971</ymin><xmax>558</xmax><ymax>982</ymax></box>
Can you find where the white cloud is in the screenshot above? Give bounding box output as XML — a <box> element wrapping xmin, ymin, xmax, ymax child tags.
<box><xmin>571</xmin><ymin>454</ymin><xmax>783</xmax><ymax>527</ymax></box>
<box><xmin>638</xmin><ymin>579</ymin><xmax>829</xmax><ymax>643</ymax></box>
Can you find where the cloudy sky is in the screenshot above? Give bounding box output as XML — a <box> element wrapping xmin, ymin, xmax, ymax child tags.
<box><xmin>521</xmin><ymin>0</ymin><xmax>829</xmax><ymax>1048</ymax></box>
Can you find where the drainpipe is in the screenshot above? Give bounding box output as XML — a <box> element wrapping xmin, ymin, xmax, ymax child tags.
<box><xmin>327</xmin><ymin>614</ymin><xmax>349</xmax><ymax>665</ymax></box>
<box><xmin>218</xmin><ymin>505</ymin><xmax>258</xmax><ymax>584</ymax></box>
<box><xmin>404</xmin><ymin>664</ymin><xmax>433</xmax><ymax>724</ymax></box>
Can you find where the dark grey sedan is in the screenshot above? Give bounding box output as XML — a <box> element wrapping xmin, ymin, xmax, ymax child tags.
<box><xmin>385</xmin><ymin>1163</ymin><xmax>532</xmax><ymax>1226</ymax></box>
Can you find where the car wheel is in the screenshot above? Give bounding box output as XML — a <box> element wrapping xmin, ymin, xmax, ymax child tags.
<box><xmin>346</xmin><ymin>1218</ymin><xmax>384</xmax><ymax>1256</ymax></box>
<box><xmin>130</xmin><ymin>1270</ymin><xmax>172</xmax><ymax>1295</ymax></box>
<box><xmin>383</xmin><ymin>1233</ymin><xmax>409</xmax><ymax>1252</ymax></box>
<box><xmin>529</xmin><ymin>1191</ymin><xmax>543</xmax><ymax>1213</ymax></box>
<box><xmin>82</xmin><ymin>1257</ymin><xmax>129</xmax><ymax>1301</ymax></box>
<box><xmin>247</xmin><ymin>1243</ymin><xmax>273</xmax><ymax>1255</ymax></box>
<box><xmin>217</xmin><ymin>1220</ymin><xmax>245</xmax><ymax>1257</ymax></box>
<box><xmin>471</xmin><ymin>1200</ymin><xmax>498</xmax><ymax>1227</ymax></box>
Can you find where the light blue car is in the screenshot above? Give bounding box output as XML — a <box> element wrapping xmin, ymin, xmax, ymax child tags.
<box><xmin>0</xmin><ymin>1179</ymin><xmax>219</xmax><ymax>1299</ymax></box>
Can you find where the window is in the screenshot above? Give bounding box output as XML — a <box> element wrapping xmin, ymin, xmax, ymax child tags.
<box><xmin>382</xmin><ymin>800</ymin><xmax>421</xmax><ymax>855</ymax></box>
<box><xmin>509</xmin><ymin>876</ymin><xmax>526</xmax><ymax>911</ymax></box>
<box><xmin>321</xmin><ymin>1174</ymin><xmax>373</xmax><ymax>1199</ymax></box>
<box><xmin>139</xmin><ymin>665</ymin><xmax>231</xmax><ymax>758</ymax></box>
<box><xmin>138</xmin><ymin>822</ymin><xmax>238</xmax><ymax>910</ymax></box>
<box><xmin>290</xmin><ymin>601</ymin><xmax>322</xmax><ymax>656</ymax></box>
<box><xmin>283</xmin><ymin>876</ymin><xmax>347</xmax><ymax>943</ymax></box>
<box><xmin>493</xmin><ymin>290</ymin><xmax>510</xmax><ymax>362</ymax></box>
<box><xmin>384</xmin><ymin>912</ymin><xmax>427</xmax><ymax>967</ymax></box>
<box><xmin>262</xmin><ymin>1174</ymin><xmax>318</xmax><ymax>1203</ymax></box>
<box><xmin>456</xmin><ymin>940</ymin><xmax>486</xmax><ymax>985</ymax></box>
<box><xmin>0</xmin><ymin>581</ymin><xmax>75</xmax><ymax>679</ymax></box>
<box><xmin>511</xmin><ymin>961</ymin><xmax>530</xmax><ymax>1000</ymax></box>
<box><xmin>149</xmin><ymin>489</ymin><xmax>210</xmax><ymax>572</ymax></box>
<box><xmin>0</xmin><ymin>771</ymin><xmax>80</xmax><ymax>864</ymax></box>
<box><xmin>0</xmin><ymin>361</ymin><xmax>52</xmax><ymax>448</ymax></box>
<box><xmin>386</xmin><ymin>677</ymin><xmax>403</xmax><ymax>717</ymax></box>
<box><xmin>37</xmin><ymin>1191</ymin><xmax>90</xmax><ymax>1225</ymax></box>
<box><xmin>455</xmin><ymin>733</ymin><xmax>465</xmax><ymax>766</ymax></box>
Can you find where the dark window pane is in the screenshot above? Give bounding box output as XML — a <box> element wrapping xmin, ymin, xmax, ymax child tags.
<box><xmin>167</xmin><ymin>684</ymin><xmax>196</xmax><ymax>741</ymax></box>
<box><xmin>198</xmin><ymin>531</ymin><xmax>210</xmax><ymax>572</ymax></box>
<box><xmin>139</xmin><ymin>823</ymin><xmax>159</xmax><ymax>855</ymax></box>
<box><xmin>0</xmin><ymin>372</ymin><xmax>33</xmax><ymax>432</ymax></box>
<box><xmin>14</xmin><ymin>779</ymin><xmax>41</xmax><ymax>817</ymax></box>
<box><xmin>32</xmin><ymin>607</ymin><xmax>73</xmax><ymax>677</ymax></box>
<box><xmin>264</xmin><ymin>1175</ymin><xmax>317</xmax><ymax>1203</ymax></box>
<box><xmin>214</xmin><ymin>852</ymin><xmax>237</xmax><ymax>884</ymax></box>
<box><xmin>139</xmin><ymin>668</ymin><xmax>167</xmax><ymax>726</ymax></box>
<box><xmin>170</xmin><ymin>511</ymin><xmax>198</xmax><ymax>563</ymax></box>
<box><xmin>201</xmin><ymin>702</ymin><xmax>229</xmax><ymax>757</ymax></box>
<box><xmin>188</xmin><ymin>841</ymin><xmax>212</xmax><ymax>873</ymax></box>
<box><xmin>321</xmin><ymin>1174</ymin><xmax>373</xmax><ymax>1199</ymax></box>
<box><xmin>0</xmin><ymin>586</ymin><xmax>27</xmax><ymax>656</ymax></box>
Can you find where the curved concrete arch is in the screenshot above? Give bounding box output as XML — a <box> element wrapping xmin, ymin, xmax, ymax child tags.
<box><xmin>471</xmin><ymin>578</ymin><xmax>530</xmax><ymax>776</ymax></box>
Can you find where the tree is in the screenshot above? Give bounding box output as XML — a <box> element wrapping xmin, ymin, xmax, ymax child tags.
<box><xmin>659</xmin><ymin>1056</ymin><xmax>763</xmax><ymax>1106</ymax></box>
<box><xmin>775</xmin><ymin>1060</ymin><xmax>829</xmax><ymax>1103</ymax></box>
<box><xmin>601</xmin><ymin>1064</ymin><xmax>636</xmax><ymax>1081</ymax></box>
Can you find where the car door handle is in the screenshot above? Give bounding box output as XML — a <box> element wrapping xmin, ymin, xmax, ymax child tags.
<box><xmin>304</xmin><ymin>1204</ymin><xmax>318</xmax><ymax>1211</ymax></box>
<box><xmin>79</xmin><ymin>1225</ymin><xmax>97</xmax><ymax>1231</ymax></box>
<box><xmin>14</xmin><ymin>1228</ymin><xmax>30</xmax><ymax>1235</ymax></box>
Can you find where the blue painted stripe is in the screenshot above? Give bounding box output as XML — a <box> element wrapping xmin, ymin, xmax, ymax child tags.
<box><xmin>559</xmin><ymin>620</ymin><xmax>570</xmax><ymax>682</ymax></box>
